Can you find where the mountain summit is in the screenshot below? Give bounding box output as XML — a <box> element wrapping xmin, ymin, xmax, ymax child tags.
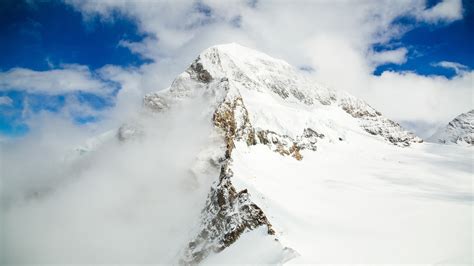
<box><xmin>144</xmin><ymin>43</ymin><xmax>421</xmax><ymax>149</ymax></box>
<box><xmin>136</xmin><ymin>44</ymin><xmax>443</xmax><ymax>264</ymax></box>
<box><xmin>8</xmin><ymin>44</ymin><xmax>470</xmax><ymax>265</ymax></box>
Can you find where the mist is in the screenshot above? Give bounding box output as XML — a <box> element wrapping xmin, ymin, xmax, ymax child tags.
<box><xmin>0</xmin><ymin>94</ymin><xmax>224</xmax><ymax>264</ymax></box>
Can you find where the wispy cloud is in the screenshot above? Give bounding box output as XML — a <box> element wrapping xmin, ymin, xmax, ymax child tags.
<box><xmin>0</xmin><ymin>65</ymin><xmax>110</xmax><ymax>95</ymax></box>
<box><xmin>416</xmin><ymin>0</ymin><xmax>463</xmax><ymax>23</ymax></box>
<box><xmin>370</xmin><ymin>47</ymin><xmax>408</xmax><ymax>66</ymax></box>
<box><xmin>433</xmin><ymin>60</ymin><xmax>470</xmax><ymax>74</ymax></box>
<box><xmin>0</xmin><ymin>96</ymin><xmax>13</xmax><ymax>106</ymax></box>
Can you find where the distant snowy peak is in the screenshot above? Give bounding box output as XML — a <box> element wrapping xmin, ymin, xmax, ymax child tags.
<box><xmin>429</xmin><ymin>109</ymin><xmax>474</xmax><ymax>145</ymax></box>
<box><xmin>144</xmin><ymin>43</ymin><xmax>421</xmax><ymax>147</ymax></box>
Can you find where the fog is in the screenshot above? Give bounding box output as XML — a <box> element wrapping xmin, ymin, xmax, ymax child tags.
<box><xmin>1</xmin><ymin>94</ymin><xmax>224</xmax><ymax>264</ymax></box>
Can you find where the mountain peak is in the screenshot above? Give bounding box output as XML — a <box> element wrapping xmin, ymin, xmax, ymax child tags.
<box><xmin>139</xmin><ymin>45</ymin><xmax>424</xmax><ymax>262</ymax></box>
<box><xmin>142</xmin><ymin>44</ymin><xmax>424</xmax><ymax>264</ymax></box>
<box><xmin>429</xmin><ymin>109</ymin><xmax>474</xmax><ymax>145</ymax></box>
<box><xmin>206</xmin><ymin>42</ymin><xmax>255</xmax><ymax>52</ymax></box>
<box><xmin>203</xmin><ymin>43</ymin><xmax>281</xmax><ymax>62</ymax></box>
<box><xmin>144</xmin><ymin>43</ymin><xmax>421</xmax><ymax>147</ymax></box>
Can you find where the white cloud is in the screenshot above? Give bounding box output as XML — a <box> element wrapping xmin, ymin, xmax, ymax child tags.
<box><xmin>433</xmin><ymin>60</ymin><xmax>469</xmax><ymax>74</ymax></box>
<box><xmin>0</xmin><ymin>96</ymin><xmax>13</xmax><ymax>106</ymax></box>
<box><xmin>370</xmin><ymin>47</ymin><xmax>408</xmax><ymax>66</ymax></box>
<box><xmin>1</xmin><ymin>93</ymin><xmax>219</xmax><ymax>263</ymax></box>
<box><xmin>367</xmin><ymin>70</ymin><xmax>473</xmax><ymax>126</ymax></box>
<box><xmin>0</xmin><ymin>65</ymin><xmax>110</xmax><ymax>95</ymax></box>
<box><xmin>417</xmin><ymin>0</ymin><xmax>463</xmax><ymax>23</ymax></box>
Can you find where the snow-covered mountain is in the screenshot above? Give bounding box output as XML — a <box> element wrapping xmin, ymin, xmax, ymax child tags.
<box><xmin>135</xmin><ymin>44</ymin><xmax>469</xmax><ymax>264</ymax></box>
<box><xmin>429</xmin><ymin>109</ymin><xmax>474</xmax><ymax>145</ymax></box>
<box><xmin>4</xmin><ymin>44</ymin><xmax>471</xmax><ymax>265</ymax></box>
<box><xmin>144</xmin><ymin>43</ymin><xmax>422</xmax><ymax>149</ymax></box>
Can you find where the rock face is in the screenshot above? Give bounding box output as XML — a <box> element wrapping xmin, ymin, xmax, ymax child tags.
<box><xmin>338</xmin><ymin>93</ymin><xmax>422</xmax><ymax>146</ymax></box>
<box><xmin>130</xmin><ymin>43</ymin><xmax>423</xmax><ymax>264</ymax></box>
<box><xmin>180</xmin><ymin>164</ymin><xmax>275</xmax><ymax>264</ymax></box>
<box><xmin>429</xmin><ymin>109</ymin><xmax>474</xmax><ymax>145</ymax></box>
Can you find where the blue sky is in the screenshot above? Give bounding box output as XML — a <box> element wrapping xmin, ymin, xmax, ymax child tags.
<box><xmin>0</xmin><ymin>0</ymin><xmax>147</xmax><ymax>71</ymax></box>
<box><xmin>0</xmin><ymin>0</ymin><xmax>146</xmax><ymax>136</ymax></box>
<box><xmin>374</xmin><ymin>0</ymin><xmax>473</xmax><ymax>77</ymax></box>
<box><xmin>0</xmin><ymin>0</ymin><xmax>472</xmax><ymax>138</ymax></box>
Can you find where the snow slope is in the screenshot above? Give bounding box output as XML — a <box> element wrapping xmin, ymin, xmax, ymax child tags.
<box><xmin>2</xmin><ymin>43</ymin><xmax>471</xmax><ymax>265</ymax></box>
<box><xmin>429</xmin><ymin>109</ymin><xmax>474</xmax><ymax>145</ymax></box>
<box><xmin>228</xmin><ymin>138</ymin><xmax>472</xmax><ymax>264</ymax></box>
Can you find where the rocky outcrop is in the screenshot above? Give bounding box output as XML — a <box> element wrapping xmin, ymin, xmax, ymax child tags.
<box><xmin>339</xmin><ymin>96</ymin><xmax>422</xmax><ymax>146</ymax></box>
<box><xmin>213</xmin><ymin>95</ymin><xmax>256</xmax><ymax>158</ymax></box>
<box><xmin>180</xmin><ymin>164</ymin><xmax>275</xmax><ymax>265</ymax></box>
<box><xmin>256</xmin><ymin>130</ymin><xmax>301</xmax><ymax>160</ymax></box>
<box><xmin>360</xmin><ymin>117</ymin><xmax>422</xmax><ymax>146</ymax></box>
<box><xmin>187</xmin><ymin>57</ymin><xmax>213</xmax><ymax>83</ymax></box>
<box><xmin>297</xmin><ymin>128</ymin><xmax>324</xmax><ymax>150</ymax></box>
<box><xmin>255</xmin><ymin>128</ymin><xmax>322</xmax><ymax>161</ymax></box>
<box><xmin>212</xmin><ymin>81</ymin><xmax>323</xmax><ymax>161</ymax></box>
<box><xmin>180</xmin><ymin>62</ymin><xmax>276</xmax><ymax>265</ymax></box>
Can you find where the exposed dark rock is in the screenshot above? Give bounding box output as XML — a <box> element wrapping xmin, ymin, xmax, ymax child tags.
<box><xmin>362</xmin><ymin>118</ymin><xmax>422</xmax><ymax>146</ymax></box>
<box><xmin>256</xmin><ymin>128</ymin><xmax>323</xmax><ymax>160</ymax></box>
<box><xmin>340</xmin><ymin>98</ymin><xmax>422</xmax><ymax>146</ymax></box>
<box><xmin>290</xmin><ymin>88</ymin><xmax>313</xmax><ymax>105</ymax></box>
<box><xmin>181</xmin><ymin>165</ymin><xmax>275</xmax><ymax>265</ymax></box>
<box><xmin>188</xmin><ymin>57</ymin><xmax>213</xmax><ymax>83</ymax></box>
<box><xmin>181</xmin><ymin>95</ymin><xmax>275</xmax><ymax>264</ymax></box>
<box><xmin>213</xmin><ymin>96</ymin><xmax>256</xmax><ymax>158</ymax></box>
<box><xmin>270</xmin><ymin>84</ymin><xmax>290</xmax><ymax>99</ymax></box>
<box><xmin>256</xmin><ymin>130</ymin><xmax>301</xmax><ymax>159</ymax></box>
<box><xmin>182</xmin><ymin>94</ymin><xmax>326</xmax><ymax>263</ymax></box>
<box><xmin>296</xmin><ymin>128</ymin><xmax>324</xmax><ymax>151</ymax></box>
<box><xmin>342</xmin><ymin>105</ymin><xmax>379</xmax><ymax>118</ymax></box>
